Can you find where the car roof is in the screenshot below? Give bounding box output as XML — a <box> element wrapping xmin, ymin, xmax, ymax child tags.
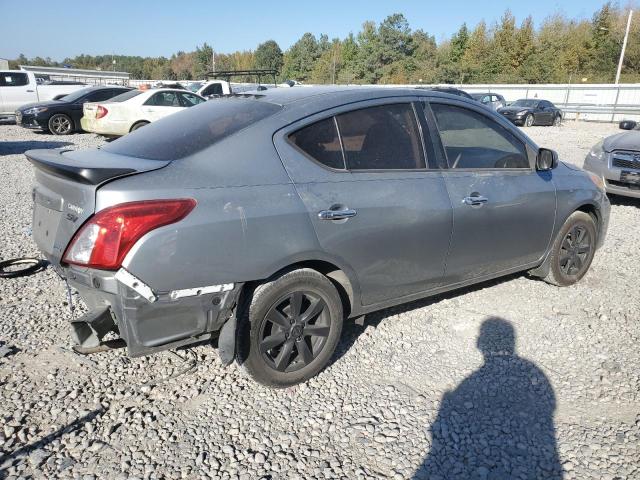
<box><xmin>248</xmin><ymin>85</ymin><xmax>464</xmax><ymax>105</ymax></box>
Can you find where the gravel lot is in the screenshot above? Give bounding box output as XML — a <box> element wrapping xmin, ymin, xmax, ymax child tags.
<box><xmin>0</xmin><ymin>121</ymin><xmax>638</xmax><ymax>480</ymax></box>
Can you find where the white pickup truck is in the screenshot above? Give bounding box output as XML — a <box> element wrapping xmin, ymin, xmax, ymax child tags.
<box><xmin>0</xmin><ymin>70</ymin><xmax>86</xmax><ymax>121</ymax></box>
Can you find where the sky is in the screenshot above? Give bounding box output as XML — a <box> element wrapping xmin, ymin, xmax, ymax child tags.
<box><xmin>1</xmin><ymin>0</ymin><xmax>613</xmax><ymax>60</ymax></box>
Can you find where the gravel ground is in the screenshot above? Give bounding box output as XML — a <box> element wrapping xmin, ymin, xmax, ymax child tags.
<box><xmin>0</xmin><ymin>121</ymin><xmax>638</xmax><ymax>480</ymax></box>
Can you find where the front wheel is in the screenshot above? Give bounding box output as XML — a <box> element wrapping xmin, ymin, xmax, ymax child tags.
<box><xmin>524</xmin><ymin>114</ymin><xmax>534</xmax><ymax>127</ymax></box>
<box><xmin>48</xmin><ymin>114</ymin><xmax>73</xmax><ymax>135</ymax></box>
<box><xmin>553</xmin><ymin>115</ymin><xmax>562</xmax><ymax>126</ymax></box>
<box><xmin>237</xmin><ymin>268</ymin><xmax>343</xmax><ymax>387</ymax></box>
<box><xmin>544</xmin><ymin>211</ymin><xmax>597</xmax><ymax>286</ymax></box>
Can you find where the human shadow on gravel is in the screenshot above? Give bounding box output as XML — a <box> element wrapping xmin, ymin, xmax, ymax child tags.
<box><xmin>0</xmin><ymin>406</ymin><xmax>106</xmax><ymax>474</ymax></box>
<box><xmin>0</xmin><ymin>141</ymin><xmax>73</xmax><ymax>156</ymax></box>
<box><xmin>413</xmin><ymin>317</ymin><xmax>562</xmax><ymax>480</ymax></box>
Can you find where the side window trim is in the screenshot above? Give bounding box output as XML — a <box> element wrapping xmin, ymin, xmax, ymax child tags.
<box><xmin>427</xmin><ymin>99</ymin><xmax>532</xmax><ymax>171</ymax></box>
<box><xmin>421</xmin><ymin>101</ymin><xmax>449</xmax><ymax>169</ymax></box>
<box><xmin>332</xmin><ymin>116</ymin><xmax>348</xmax><ymax>170</ymax></box>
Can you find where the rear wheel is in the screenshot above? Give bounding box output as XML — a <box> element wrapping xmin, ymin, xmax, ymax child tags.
<box><xmin>237</xmin><ymin>268</ymin><xmax>343</xmax><ymax>387</ymax></box>
<box><xmin>48</xmin><ymin>114</ymin><xmax>73</xmax><ymax>135</ymax></box>
<box><xmin>524</xmin><ymin>114</ymin><xmax>534</xmax><ymax>127</ymax></box>
<box><xmin>553</xmin><ymin>115</ymin><xmax>562</xmax><ymax>126</ymax></box>
<box><xmin>544</xmin><ymin>211</ymin><xmax>597</xmax><ymax>286</ymax></box>
<box><xmin>130</xmin><ymin>121</ymin><xmax>149</xmax><ymax>132</ymax></box>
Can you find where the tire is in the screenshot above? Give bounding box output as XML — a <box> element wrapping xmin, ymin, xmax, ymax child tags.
<box><xmin>553</xmin><ymin>115</ymin><xmax>562</xmax><ymax>126</ymax></box>
<box><xmin>543</xmin><ymin>211</ymin><xmax>597</xmax><ymax>287</ymax></box>
<box><xmin>524</xmin><ymin>114</ymin><xmax>534</xmax><ymax>127</ymax></box>
<box><xmin>237</xmin><ymin>268</ymin><xmax>343</xmax><ymax>388</ymax></box>
<box><xmin>48</xmin><ymin>114</ymin><xmax>73</xmax><ymax>135</ymax></box>
<box><xmin>130</xmin><ymin>121</ymin><xmax>149</xmax><ymax>132</ymax></box>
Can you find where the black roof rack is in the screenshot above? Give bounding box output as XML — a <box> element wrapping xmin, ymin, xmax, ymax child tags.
<box><xmin>205</xmin><ymin>69</ymin><xmax>279</xmax><ymax>86</ymax></box>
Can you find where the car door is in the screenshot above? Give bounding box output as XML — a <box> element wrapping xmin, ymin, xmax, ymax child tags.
<box><xmin>142</xmin><ymin>91</ymin><xmax>183</xmax><ymax>121</ymax></box>
<box><xmin>274</xmin><ymin>99</ymin><xmax>453</xmax><ymax>307</ymax></box>
<box><xmin>538</xmin><ymin>101</ymin><xmax>554</xmax><ymax>125</ymax></box>
<box><xmin>1</xmin><ymin>72</ymin><xmax>35</xmax><ymax>112</ymax></box>
<box><xmin>425</xmin><ymin>99</ymin><xmax>556</xmax><ymax>284</ymax></box>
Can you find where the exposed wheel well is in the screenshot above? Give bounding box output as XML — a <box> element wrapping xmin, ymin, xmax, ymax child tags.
<box><xmin>242</xmin><ymin>261</ymin><xmax>354</xmax><ymax>318</ymax></box>
<box><xmin>130</xmin><ymin>120</ymin><xmax>149</xmax><ymax>132</ymax></box>
<box><xmin>576</xmin><ymin>204</ymin><xmax>600</xmax><ymax>237</ymax></box>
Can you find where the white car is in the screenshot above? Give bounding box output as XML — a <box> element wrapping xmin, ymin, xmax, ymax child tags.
<box><xmin>0</xmin><ymin>70</ymin><xmax>86</xmax><ymax>121</ymax></box>
<box><xmin>80</xmin><ymin>88</ymin><xmax>206</xmax><ymax>137</ymax></box>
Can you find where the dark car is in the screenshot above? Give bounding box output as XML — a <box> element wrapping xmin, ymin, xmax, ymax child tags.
<box><xmin>498</xmin><ymin>99</ymin><xmax>562</xmax><ymax>127</ymax></box>
<box><xmin>16</xmin><ymin>86</ymin><xmax>133</xmax><ymax>135</ymax></box>
<box><xmin>27</xmin><ymin>87</ymin><xmax>609</xmax><ymax>387</ymax></box>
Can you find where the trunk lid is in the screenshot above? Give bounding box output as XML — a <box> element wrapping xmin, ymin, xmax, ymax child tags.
<box><xmin>27</xmin><ymin>148</ymin><xmax>170</xmax><ymax>264</ymax></box>
<box><xmin>83</xmin><ymin>102</ymin><xmax>98</xmax><ymax>119</ymax></box>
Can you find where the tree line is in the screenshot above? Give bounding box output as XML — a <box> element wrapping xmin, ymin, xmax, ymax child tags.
<box><xmin>9</xmin><ymin>3</ymin><xmax>640</xmax><ymax>84</ymax></box>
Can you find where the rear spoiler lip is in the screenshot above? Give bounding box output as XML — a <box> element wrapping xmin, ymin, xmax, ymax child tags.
<box><xmin>25</xmin><ymin>148</ymin><xmax>168</xmax><ymax>186</ymax></box>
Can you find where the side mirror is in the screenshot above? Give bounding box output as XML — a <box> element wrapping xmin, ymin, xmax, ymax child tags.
<box><xmin>619</xmin><ymin>120</ymin><xmax>637</xmax><ymax>130</ymax></box>
<box><xmin>536</xmin><ymin>148</ymin><xmax>558</xmax><ymax>171</ymax></box>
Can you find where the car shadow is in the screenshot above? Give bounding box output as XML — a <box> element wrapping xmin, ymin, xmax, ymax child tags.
<box><xmin>330</xmin><ymin>272</ymin><xmax>521</xmax><ymax>369</ymax></box>
<box><xmin>0</xmin><ymin>141</ymin><xmax>73</xmax><ymax>156</ymax></box>
<box><xmin>0</xmin><ymin>407</ymin><xmax>107</xmax><ymax>475</ymax></box>
<box><xmin>413</xmin><ymin>317</ymin><xmax>562</xmax><ymax>479</ymax></box>
<box><xmin>608</xmin><ymin>193</ymin><xmax>640</xmax><ymax>208</ymax></box>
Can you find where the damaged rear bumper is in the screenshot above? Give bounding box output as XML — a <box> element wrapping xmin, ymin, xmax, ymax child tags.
<box><xmin>63</xmin><ymin>265</ymin><xmax>242</xmax><ymax>357</ymax></box>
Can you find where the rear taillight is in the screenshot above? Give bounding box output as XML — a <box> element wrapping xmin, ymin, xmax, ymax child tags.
<box><xmin>63</xmin><ymin>199</ymin><xmax>196</xmax><ymax>270</ymax></box>
<box><xmin>96</xmin><ymin>105</ymin><xmax>108</xmax><ymax>119</ymax></box>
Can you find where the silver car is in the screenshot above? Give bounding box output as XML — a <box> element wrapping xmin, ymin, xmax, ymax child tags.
<box><xmin>28</xmin><ymin>87</ymin><xmax>610</xmax><ymax>387</ymax></box>
<box><xmin>584</xmin><ymin>129</ymin><xmax>640</xmax><ymax>199</ymax></box>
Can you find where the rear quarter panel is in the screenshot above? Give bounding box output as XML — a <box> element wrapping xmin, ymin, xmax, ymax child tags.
<box><xmin>95</xmin><ymin>129</ymin><xmax>328</xmax><ymax>293</ymax></box>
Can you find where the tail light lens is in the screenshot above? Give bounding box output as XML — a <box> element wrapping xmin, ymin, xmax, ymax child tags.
<box><xmin>96</xmin><ymin>105</ymin><xmax>108</xmax><ymax>119</ymax></box>
<box><xmin>63</xmin><ymin>199</ymin><xmax>196</xmax><ymax>270</ymax></box>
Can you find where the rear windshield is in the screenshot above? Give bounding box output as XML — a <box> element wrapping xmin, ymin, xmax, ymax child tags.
<box><xmin>102</xmin><ymin>97</ymin><xmax>282</xmax><ymax>160</ymax></box>
<box><xmin>108</xmin><ymin>90</ymin><xmax>143</xmax><ymax>103</ymax></box>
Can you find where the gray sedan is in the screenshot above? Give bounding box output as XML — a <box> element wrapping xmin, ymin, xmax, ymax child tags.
<box><xmin>27</xmin><ymin>87</ymin><xmax>610</xmax><ymax>387</ymax></box>
<box><xmin>584</xmin><ymin>129</ymin><xmax>640</xmax><ymax>199</ymax></box>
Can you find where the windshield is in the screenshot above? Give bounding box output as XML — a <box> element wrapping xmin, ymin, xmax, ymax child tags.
<box><xmin>188</xmin><ymin>82</ymin><xmax>203</xmax><ymax>92</ymax></box>
<box><xmin>57</xmin><ymin>87</ymin><xmax>97</xmax><ymax>103</ymax></box>
<box><xmin>513</xmin><ymin>99</ymin><xmax>538</xmax><ymax>107</ymax></box>
<box><xmin>471</xmin><ymin>93</ymin><xmax>486</xmax><ymax>100</ymax></box>
<box><xmin>107</xmin><ymin>90</ymin><xmax>143</xmax><ymax>103</ymax></box>
<box><xmin>102</xmin><ymin>97</ymin><xmax>282</xmax><ymax>160</ymax></box>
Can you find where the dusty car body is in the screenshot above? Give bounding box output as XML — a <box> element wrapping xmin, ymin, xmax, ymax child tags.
<box><xmin>28</xmin><ymin>87</ymin><xmax>610</xmax><ymax>386</ymax></box>
<box><xmin>584</xmin><ymin>130</ymin><xmax>640</xmax><ymax>199</ymax></box>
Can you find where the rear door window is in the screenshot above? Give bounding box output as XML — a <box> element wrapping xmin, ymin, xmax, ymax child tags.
<box><xmin>289</xmin><ymin>118</ymin><xmax>345</xmax><ymax>170</ymax></box>
<box><xmin>1</xmin><ymin>72</ymin><xmax>29</xmax><ymax>86</ymax></box>
<box><xmin>430</xmin><ymin>103</ymin><xmax>529</xmax><ymax>169</ymax></box>
<box><xmin>336</xmin><ymin>104</ymin><xmax>426</xmax><ymax>170</ymax></box>
<box><xmin>145</xmin><ymin>91</ymin><xmax>181</xmax><ymax>107</ymax></box>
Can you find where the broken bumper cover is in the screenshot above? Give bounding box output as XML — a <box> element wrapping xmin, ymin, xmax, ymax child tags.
<box><xmin>64</xmin><ymin>266</ymin><xmax>242</xmax><ymax>357</ymax></box>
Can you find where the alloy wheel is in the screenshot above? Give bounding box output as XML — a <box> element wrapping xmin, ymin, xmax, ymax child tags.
<box><xmin>559</xmin><ymin>225</ymin><xmax>592</xmax><ymax>276</ymax></box>
<box><xmin>259</xmin><ymin>291</ymin><xmax>330</xmax><ymax>373</ymax></box>
<box><xmin>51</xmin><ymin>115</ymin><xmax>72</xmax><ymax>135</ymax></box>
<box><xmin>525</xmin><ymin>114</ymin><xmax>534</xmax><ymax>127</ymax></box>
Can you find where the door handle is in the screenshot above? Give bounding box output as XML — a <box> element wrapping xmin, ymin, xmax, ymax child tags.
<box><xmin>318</xmin><ymin>209</ymin><xmax>357</xmax><ymax>220</ymax></box>
<box><xmin>462</xmin><ymin>195</ymin><xmax>488</xmax><ymax>206</ymax></box>
<box><xmin>26</xmin><ymin>89</ymin><xmax>35</xmax><ymax>92</ymax></box>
